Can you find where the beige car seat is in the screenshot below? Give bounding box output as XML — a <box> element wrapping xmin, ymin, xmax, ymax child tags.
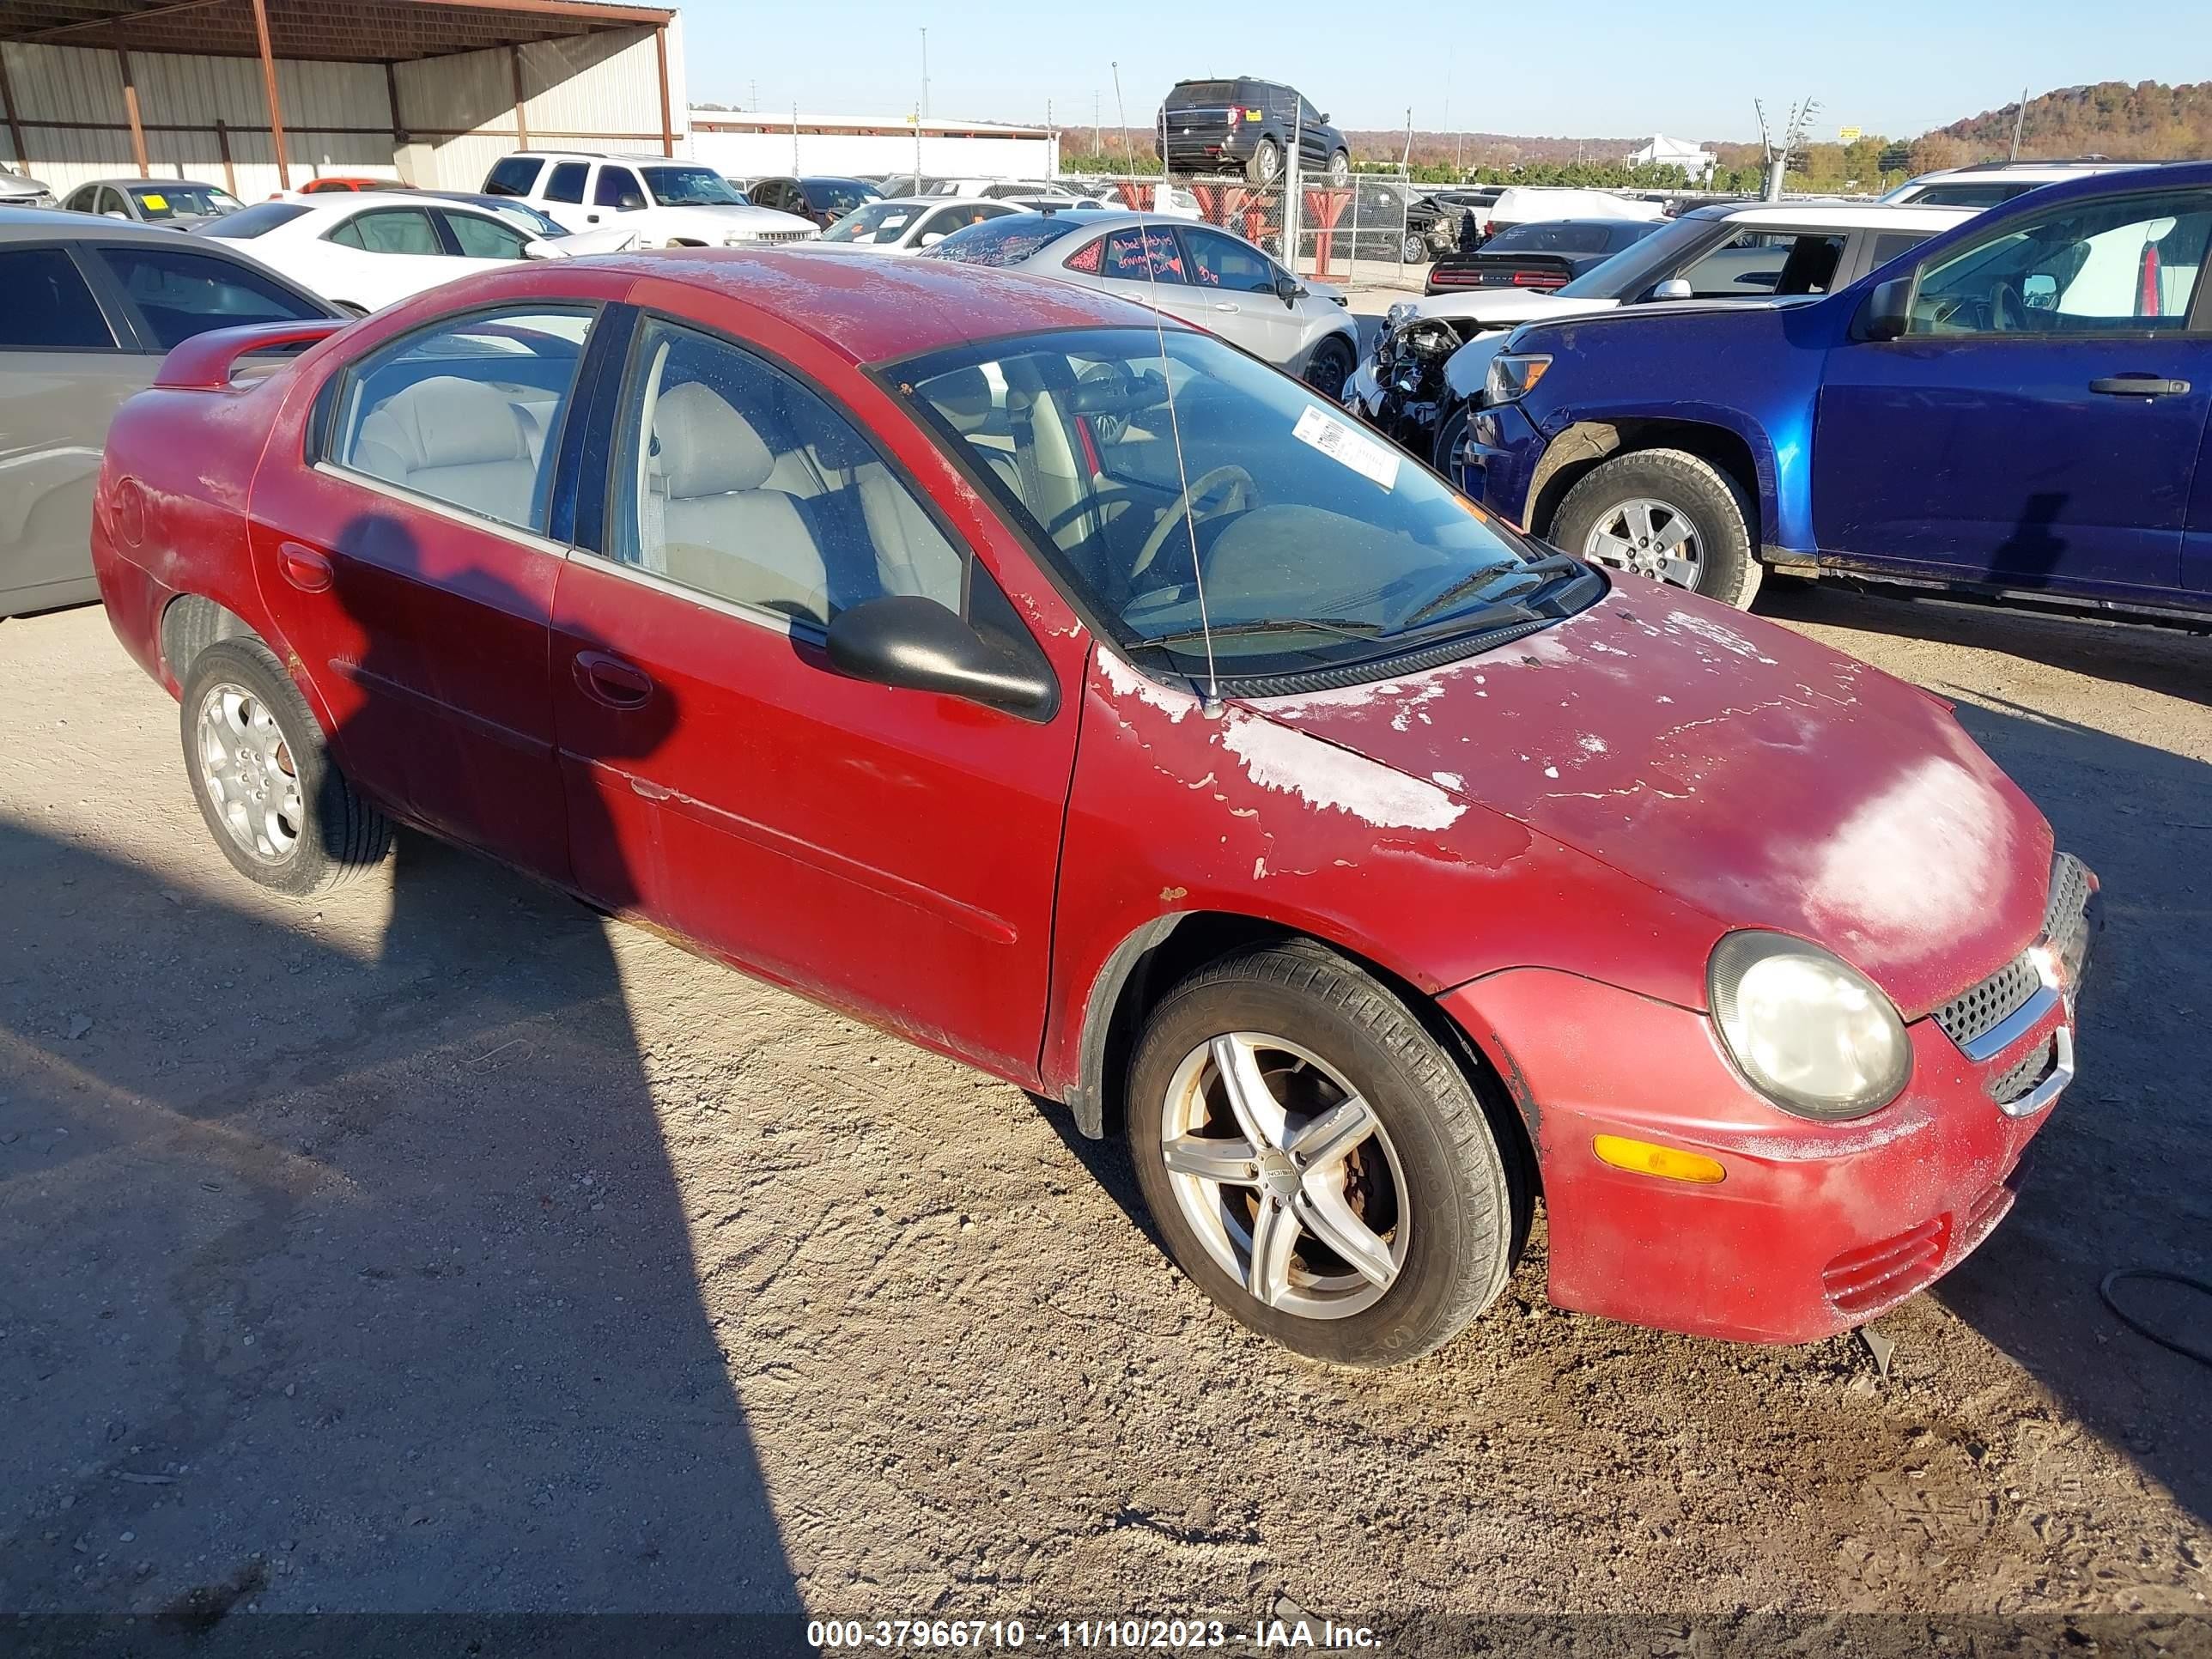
<box><xmin>353</xmin><ymin>375</ymin><xmax>543</xmax><ymax>526</ymax></box>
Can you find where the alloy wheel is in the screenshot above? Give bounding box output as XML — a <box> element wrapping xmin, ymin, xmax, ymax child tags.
<box><xmin>1158</xmin><ymin>1032</ymin><xmax>1409</xmax><ymax>1320</ymax></box>
<box><xmin>195</xmin><ymin>682</ymin><xmax>303</xmax><ymax>864</ymax></box>
<box><xmin>1580</xmin><ymin>495</ymin><xmax>1705</xmax><ymax>587</ymax></box>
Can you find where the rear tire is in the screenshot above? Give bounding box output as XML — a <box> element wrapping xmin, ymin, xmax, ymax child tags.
<box><xmin>1550</xmin><ymin>447</ymin><xmax>1765</xmax><ymax>610</ymax></box>
<box><xmin>1303</xmin><ymin>336</ymin><xmax>1354</xmax><ymax>402</ymax></box>
<box><xmin>179</xmin><ymin>637</ymin><xmax>392</xmax><ymax>898</ymax></box>
<box><xmin>1127</xmin><ymin>943</ymin><xmax>1522</xmax><ymax>1367</ymax></box>
<box><xmin>1247</xmin><ymin>138</ymin><xmax>1283</xmax><ymax>186</ymax></box>
<box><xmin>1327</xmin><ymin>149</ymin><xmax>1352</xmax><ymax>186</ymax></box>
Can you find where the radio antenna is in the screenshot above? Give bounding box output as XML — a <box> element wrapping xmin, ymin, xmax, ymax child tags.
<box><xmin>1130</xmin><ymin>188</ymin><xmax>1221</xmax><ymax>706</ymax></box>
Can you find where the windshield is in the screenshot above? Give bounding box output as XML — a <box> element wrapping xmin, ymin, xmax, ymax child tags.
<box><xmin>639</xmin><ymin>165</ymin><xmax>743</xmax><ymax>207</ymax></box>
<box><xmin>1555</xmin><ymin>212</ymin><xmax>1725</xmax><ymax>299</ymax></box>
<box><xmin>130</xmin><ymin>183</ymin><xmax>241</xmax><ymax>219</ymax></box>
<box><xmin>1893</xmin><ymin>181</ymin><xmax>2033</xmax><ymax>209</ymax></box>
<box><xmin>899</xmin><ymin>327</ymin><xmax>1600</xmax><ymax>684</ymax></box>
<box><xmin>805</xmin><ymin>179</ymin><xmax>880</xmax><ymax>215</ymax></box>
<box><xmin>923</xmin><ymin>214</ymin><xmax>1083</xmax><ymax>266</ymax></box>
<box><xmin>200</xmin><ymin>201</ymin><xmax>307</xmax><ymax>239</ymax></box>
<box><xmin>823</xmin><ymin>200</ymin><xmax>928</xmax><ymax>243</ymax></box>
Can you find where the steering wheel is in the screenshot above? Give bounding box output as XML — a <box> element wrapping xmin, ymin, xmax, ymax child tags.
<box><xmin>1990</xmin><ymin>280</ymin><xmax>2032</xmax><ymax>332</ymax></box>
<box><xmin>1129</xmin><ymin>465</ymin><xmax>1256</xmax><ymax>585</ymax></box>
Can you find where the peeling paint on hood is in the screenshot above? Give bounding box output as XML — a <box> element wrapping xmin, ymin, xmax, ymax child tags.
<box><xmin>1237</xmin><ymin>583</ymin><xmax>2052</xmax><ymax>1014</ymax></box>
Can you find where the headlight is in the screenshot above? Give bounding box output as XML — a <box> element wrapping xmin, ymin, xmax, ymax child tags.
<box><xmin>1708</xmin><ymin>932</ymin><xmax>1911</xmax><ymax>1121</ymax></box>
<box><xmin>1484</xmin><ymin>351</ymin><xmax>1551</xmax><ymax>404</ymax></box>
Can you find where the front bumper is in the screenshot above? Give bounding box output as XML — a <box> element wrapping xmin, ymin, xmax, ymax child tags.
<box><xmin>1440</xmin><ymin>921</ymin><xmax>2093</xmax><ymax>1344</ymax></box>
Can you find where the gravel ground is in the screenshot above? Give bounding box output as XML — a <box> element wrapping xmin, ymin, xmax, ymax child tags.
<box><xmin>0</xmin><ymin>586</ymin><xmax>2207</xmax><ymax>1638</ymax></box>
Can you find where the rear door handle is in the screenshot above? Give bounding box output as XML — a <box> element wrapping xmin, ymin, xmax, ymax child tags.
<box><xmin>2088</xmin><ymin>375</ymin><xmax>2191</xmax><ymax>398</ymax></box>
<box><xmin>277</xmin><ymin>541</ymin><xmax>332</xmax><ymax>592</ymax></box>
<box><xmin>572</xmin><ymin>650</ymin><xmax>653</xmax><ymax>709</ymax></box>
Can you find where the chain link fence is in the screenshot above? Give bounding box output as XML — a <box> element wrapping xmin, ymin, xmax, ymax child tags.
<box><xmin>1064</xmin><ymin>169</ymin><xmax>1443</xmax><ymax>288</ymax></box>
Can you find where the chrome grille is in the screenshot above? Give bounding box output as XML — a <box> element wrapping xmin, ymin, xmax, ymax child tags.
<box><xmin>1987</xmin><ymin>1035</ymin><xmax>2055</xmax><ymax>1104</ymax></box>
<box><xmin>739</xmin><ymin>229</ymin><xmax>814</xmax><ymax>245</ymax></box>
<box><xmin>1932</xmin><ymin>852</ymin><xmax>2094</xmax><ymax>1053</ymax></box>
<box><xmin>1933</xmin><ymin>952</ymin><xmax>2041</xmax><ymax>1050</ymax></box>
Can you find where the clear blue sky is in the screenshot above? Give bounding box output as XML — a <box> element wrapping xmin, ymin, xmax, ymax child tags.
<box><xmin>679</xmin><ymin>0</ymin><xmax>2210</xmax><ymax>143</ymax></box>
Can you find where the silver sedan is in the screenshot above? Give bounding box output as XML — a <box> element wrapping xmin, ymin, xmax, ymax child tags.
<box><xmin>921</xmin><ymin>208</ymin><xmax>1360</xmax><ymax>398</ymax></box>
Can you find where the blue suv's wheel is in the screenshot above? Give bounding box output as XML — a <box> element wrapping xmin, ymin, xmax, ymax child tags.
<box><xmin>1551</xmin><ymin>448</ymin><xmax>1764</xmax><ymax>610</ymax></box>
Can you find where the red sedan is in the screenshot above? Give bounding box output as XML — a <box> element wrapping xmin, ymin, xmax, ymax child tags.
<box><xmin>90</xmin><ymin>251</ymin><xmax>2095</xmax><ymax>1366</ymax></box>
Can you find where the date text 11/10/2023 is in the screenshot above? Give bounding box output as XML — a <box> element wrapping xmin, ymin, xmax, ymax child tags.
<box><xmin>805</xmin><ymin>1617</ymin><xmax>1381</xmax><ymax>1650</ymax></box>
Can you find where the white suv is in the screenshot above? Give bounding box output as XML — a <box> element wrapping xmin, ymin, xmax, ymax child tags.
<box><xmin>482</xmin><ymin>152</ymin><xmax>817</xmax><ymax>247</ymax></box>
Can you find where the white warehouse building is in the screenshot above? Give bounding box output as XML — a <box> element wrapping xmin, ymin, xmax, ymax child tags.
<box><xmin>690</xmin><ymin>110</ymin><xmax>1060</xmax><ymax>181</ymax></box>
<box><xmin>0</xmin><ymin>0</ymin><xmax>688</xmax><ymax>200</ymax></box>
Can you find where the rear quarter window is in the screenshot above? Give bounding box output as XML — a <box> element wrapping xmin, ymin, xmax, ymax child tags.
<box><xmin>203</xmin><ymin>201</ymin><xmax>308</xmax><ymax>240</ymax></box>
<box><xmin>485</xmin><ymin>157</ymin><xmax>544</xmax><ymax>198</ymax></box>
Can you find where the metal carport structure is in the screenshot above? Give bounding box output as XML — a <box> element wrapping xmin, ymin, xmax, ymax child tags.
<box><xmin>0</xmin><ymin>0</ymin><xmax>681</xmax><ymax>198</ymax></box>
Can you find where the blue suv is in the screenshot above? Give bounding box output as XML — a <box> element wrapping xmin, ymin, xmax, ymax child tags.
<box><xmin>1461</xmin><ymin>163</ymin><xmax>2212</xmax><ymax>618</ymax></box>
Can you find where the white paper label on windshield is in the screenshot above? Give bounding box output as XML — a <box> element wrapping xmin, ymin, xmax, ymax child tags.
<box><xmin>1292</xmin><ymin>404</ymin><xmax>1401</xmax><ymax>492</ymax></box>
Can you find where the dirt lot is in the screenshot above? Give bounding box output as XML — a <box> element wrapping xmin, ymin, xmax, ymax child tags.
<box><xmin>1</xmin><ymin>586</ymin><xmax>2207</xmax><ymax>1639</ymax></box>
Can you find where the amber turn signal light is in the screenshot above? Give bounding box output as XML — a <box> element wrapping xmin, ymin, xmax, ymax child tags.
<box><xmin>1592</xmin><ymin>1134</ymin><xmax>1726</xmax><ymax>1184</ymax></box>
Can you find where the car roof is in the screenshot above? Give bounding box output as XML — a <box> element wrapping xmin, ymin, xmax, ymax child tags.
<box><xmin>1906</xmin><ymin>159</ymin><xmax>2142</xmax><ymax>183</ymax></box>
<box><xmin>0</xmin><ymin>203</ymin><xmax>247</xmax><ymax>244</ymax></box>
<box><xmin>584</xmin><ymin>246</ymin><xmax>1181</xmax><ymax>365</ymax></box>
<box><xmin>1685</xmin><ymin>200</ymin><xmax>1979</xmax><ymax>228</ymax></box>
<box><xmin>76</xmin><ymin>177</ymin><xmax>228</xmax><ymax>190</ymax></box>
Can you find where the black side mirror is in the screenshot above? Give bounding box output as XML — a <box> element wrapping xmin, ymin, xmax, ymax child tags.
<box><xmin>1274</xmin><ymin>272</ymin><xmax>1301</xmax><ymax>307</ymax></box>
<box><xmin>826</xmin><ymin>595</ymin><xmax>1055</xmax><ymax>716</ymax></box>
<box><xmin>1859</xmin><ymin>275</ymin><xmax>1913</xmax><ymax>342</ymax></box>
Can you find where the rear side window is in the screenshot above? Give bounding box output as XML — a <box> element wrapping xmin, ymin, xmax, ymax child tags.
<box><xmin>484</xmin><ymin>157</ymin><xmax>544</xmax><ymax>198</ymax></box>
<box><xmin>0</xmin><ymin>246</ymin><xmax>113</xmax><ymax>349</ymax></box>
<box><xmin>203</xmin><ymin>201</ymin><xmax>308</xmax><ymax>240</ymax></box>
<box><xmin>98</xmin><ymin>244</ymin><xmax>322</xmax><ymax>349</ymax></box>
<box><xmin>544</xmin><ymin>163</ymin><xmax>587</xmax><ymax>204</ymax></box>
<box><xmin>331</xmin><ymin>307</ymin><xmax>596</xmax><ymax>533</ymax></box>
<box><xmin>330</xmin><ymin>208</ymin><xmax>443</xmax><ymax>256</ymax></box>
<box><xmin>1100</xmin><ymin>225</ymin><xmax>1187</xmax><ymax>283</ymax></box>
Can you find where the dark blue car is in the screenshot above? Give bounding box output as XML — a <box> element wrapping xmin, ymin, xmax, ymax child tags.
<box><xmin>1461</xmin><ymin>162</ymin><xmax>2212</xmax><ymax>618</ymax></box>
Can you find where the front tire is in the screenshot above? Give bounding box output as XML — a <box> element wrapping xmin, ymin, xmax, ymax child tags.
<box><xmin>1303</xmin><ymin>336</ymin><xmax>1354</xmax><ymax>402</ymax></box>
<box><xmin>180</xmin><ymin>637</ymin><xmax>392</xmax><ymax>898</ymax></box>
<box><xmin>1549</xmin><ymin>447</ymin><xmax>1764</xmax><ymax>609</ymax></box>
<box><xmin>1431</xmin><ymin>402</ymin><xmax>1470</xmax><ymax>481</ymax></box>
<box><xmin>1399</xmin><ymin>231</ymin><xmax>1426</xmax><ymax>265</ymax></box>
<box><xmin>1127</xmin><ymin>944</ymin><xmax>1522</xmax><ymax>1367</ymax></box>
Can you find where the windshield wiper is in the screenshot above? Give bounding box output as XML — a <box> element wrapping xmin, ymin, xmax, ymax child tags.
<box><xmin>1399</xmin><ymin>551</ymin><xmax>1585</xmax><ymax>630</ymax></box>
<box><xmin>1143</xmin><ymin>617</ymin><xmax>1383</xmax><ymax>648</ymax></box>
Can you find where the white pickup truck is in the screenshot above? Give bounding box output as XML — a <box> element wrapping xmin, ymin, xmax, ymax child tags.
<box><xmin>482</xmin><ymin>151</ymin><xmax>817</xmax><ymax>248</ymax></box>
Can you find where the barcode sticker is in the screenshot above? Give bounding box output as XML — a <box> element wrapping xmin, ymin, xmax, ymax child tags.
<box><xmin>1292</xmin><ymin>404</ymin><xmax>1401</xmax><ymax>492</ymax></box>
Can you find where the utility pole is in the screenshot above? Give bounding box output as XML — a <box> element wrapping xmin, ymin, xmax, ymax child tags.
<box><xmin>920</xmin><ymin>27</ymin><xmax>929</xmax><ymax>121</ymax></box>
<box><xmin>2008</xmin><ymin>86</ymin><xmax>2028</xmax><ymax>160</ymax></box>
<box><xmin>1093</xmin><ymin>91</ymin><xmax>1102</xmax><ymax>160</ymax></box>
<box><xmin>1110</xmin><ymin>59</ymin><xmax>1127</xmax><ymax>168</ymax></box>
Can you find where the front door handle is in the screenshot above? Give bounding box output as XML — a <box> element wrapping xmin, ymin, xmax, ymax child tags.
<box><xmin>2088</xmin><ymin>375</ymin><xmax>2191</xmax><ymax>398</ymax></box>
<box><xmin>1212</xmin><ymin>301</ymin><xmax>1237</xmax><ymax>313</ymax></box>
<box><xmin>277</xmin><ymin>541</ymin><xmax>332</xmax><ymax>592</ymax></box>
<box><xmin>585</xmin><ymin>211</ymin><xmax>601</xmax><ymax>224</ymax></box>
<box><xmin>572</xmin><ymin>650</ymin><xmax>653</xmax><ymax>709</ymax></box>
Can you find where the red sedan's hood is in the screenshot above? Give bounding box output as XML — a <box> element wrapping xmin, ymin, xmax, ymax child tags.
<box><xmin>1237</xmin><ymin>584</ymin><xmax>2053</xmax><ymax>1016</ymax></box>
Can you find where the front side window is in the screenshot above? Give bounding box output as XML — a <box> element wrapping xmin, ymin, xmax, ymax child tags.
<box><xmin>331</xmin><ymin>207</ymin><xmax>443</xmax><ymax>256</ymax></box>
<box><xmin>441</xmin><ymin>209</ymin><xmax>533</xmax><ymax>259</ymax></box>
<box><xmin>1908</xmin><ymin>188</ymin><xmax>2212</xmax><ymax>334</ymax></box>
<box><xmin>594</xmin><ymin>167</ymin><xmax>646</xmax><ymax>210</ymax></box>
<box><xmin>330</xmin><ymin>307</ymin><xmax>595</xmax><ymax>534</ymax></box>
<box><xmin>544</xmin><ymin>163</ymin><xmax>587</xmax><ymax>204</ymax></box>
<box><xmin>610</xmin><ymin>316</ymin><xmax>964</xmax><ymax>627</ymax></box>
<box><xmin>0</xmin><ymin>247</ymin><xmax>113</xmax><ymax>349</ymax></box>
<box><xmin>485</xmin><ymin>156</ymin><xmax>544</xmax><ymax>198</ymax></box>
<box><xmin>96</xmin><ymin>245</ymin><xmax>322</xmax><ymax>349</ymax></box>
<box><xmin>1679</xmin><ymin>229</ymin><xmax>1841</xmax><ymax>296</ymax></box>
<box><xmin>1182</xmin><ymin>227</ymin><xmax>1278</xmax><ymax>291</ymax></box>
<box><xmin>902</xmin><ymin>327</ymin><xmax>1596</xmax><ymax>685</ymax></box>
<box><xmin>805</xmin><ymin>179</ymin><xmax>878</xmax><ymax>216</ymax></box>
